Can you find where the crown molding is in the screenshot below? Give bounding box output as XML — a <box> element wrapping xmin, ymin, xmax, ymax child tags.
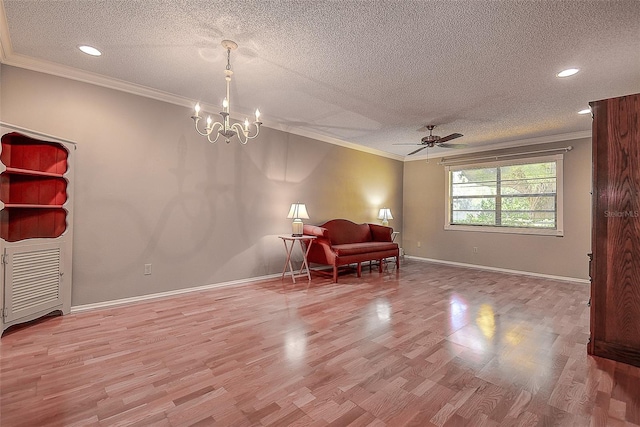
<box><xmin>0</xmin><ymin>7</ymin><xmax>404</xmax><ymax>163</ymax></box>
<box><xmin>266</xmin><ymin>122</ymin><xmax>406</xmax><ymax>161</ymax></box>
<box><xmin>1</xmin><ymin>51</ymin><xmax>198</xmax><ymax>108</ymax></box>
<box><xmin>0</xmin><ymin>3</ymin><xmax>587</xmax><ymax>164</ymax></box>
<box><xmin>0</xmin><ymin>50</ymin><xmax>405</xmax><ymax>162</ymax></box>
<box><xmin>0</xmin><ymin>41</ymin><xmax>591</xmax><ymax>164</ymax></box>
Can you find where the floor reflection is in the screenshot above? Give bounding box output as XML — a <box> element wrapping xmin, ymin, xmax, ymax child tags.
<box><xmin>476</xmin><ymin>303</ymin><xmax>496</xmax><ymax>340</ymax></box>
<box><xmin>448</xmin><ymin>293</ymin><xmax>556</xmax><ymax>378</ymax></box>
<box><xmin>449</xmin><ymin>294</ymin><xmax>469</xmax><ymax>332</ymax></box>
<box><xmin>365</xmin><ymin>297</ymin><xmax>391</xmax><ymax>334</ymax></box>
<box><xmin>284</xmin><ymin>326</ymin><xmax>307</xmax><ymax>364</ymax></box>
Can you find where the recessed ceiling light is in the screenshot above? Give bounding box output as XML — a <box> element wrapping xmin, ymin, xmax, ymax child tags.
<box><xmin>557</xmin><ymin>68</ymin><xmax>579</xmax><ymax>78</ymax></box>
<box><xmin>578</xmin><ymin>108</ymin><xmax>592</xmax><ymax>115</ymax></box>
<box><xmin>78</xmin><ymin>45</ymin><xmax>102</xmax><ymax>56</ymax></box>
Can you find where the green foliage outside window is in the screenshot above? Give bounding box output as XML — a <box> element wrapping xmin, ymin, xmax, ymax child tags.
<box><xmin>450</xmin><ymin>161</ymin><xmax>557</xmax><ymax>228</ymax></box>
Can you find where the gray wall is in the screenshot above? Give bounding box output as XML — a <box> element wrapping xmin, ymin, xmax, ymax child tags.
<box><xmin>0</xmin><ymin>65</ymin><xmax>404</xmax><ymax>305</ymax></box>
<box><xmin>402</xmin><ymin>138</ymin><xmax>592</xmax><ymax>280</ymax></box>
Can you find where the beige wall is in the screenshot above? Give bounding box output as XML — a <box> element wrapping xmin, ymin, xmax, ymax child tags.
<box><xmin>402</xmin><ymin>138</ymin><xmax>592</xmax><ymax>280</ymax></box>
<box><xmin>0</xmin><ymin>65</ymin><xmax>404</xmax><ymax>305</ymax></box>
<box><xmin>0</xmin><ymin>63</ymin><xmax>591</xmax><ymax>308</ymax></box>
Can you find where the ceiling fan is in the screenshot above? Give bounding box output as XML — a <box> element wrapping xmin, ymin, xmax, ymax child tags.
<box><xmin>396</xmin><ymin>125</ymin><xmax>465</xmax><ymax>155</ymax></box>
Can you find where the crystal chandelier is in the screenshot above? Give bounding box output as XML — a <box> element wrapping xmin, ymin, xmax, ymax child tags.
<box><xmin>191</xmin><ymin>40</ymin><xmax>262</xmax><ymax>144</ymax></box>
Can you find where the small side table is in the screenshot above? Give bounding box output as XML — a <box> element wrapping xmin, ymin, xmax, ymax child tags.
<box><xmin>279</xmin><ymin>235</ymin><xmax>316</xmax><ymax>283</ymax></box>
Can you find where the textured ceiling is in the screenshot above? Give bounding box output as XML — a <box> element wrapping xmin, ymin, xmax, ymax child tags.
<box><xmin>1</xmin><ymin>0</ymin><xmax>639</xmax><ymax>159</ymax></box>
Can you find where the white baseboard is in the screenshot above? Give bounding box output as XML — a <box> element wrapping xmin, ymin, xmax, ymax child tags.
<box><xmin>70</xmin><ymin>272</ymin><xmax>283</xmax><ymax>314</ymax></box>
<box><xmin>405</xmin><ymin>255</ymin><xmax>590</xmax><ymax>284</ymax></box>
<box><xmin>71</xmin><ymin>257</ymin><xmax>589</xmax><ymax>314</ymax></box>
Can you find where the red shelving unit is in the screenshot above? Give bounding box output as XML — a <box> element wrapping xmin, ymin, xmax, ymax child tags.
<box><xmin>1</xmin><ymin>125</ymin><xmax>75</xmax><ymax>336</ymax></box>
<box><xmin>0</xmin><ymin>132</ymin><xmax>69</xmax><ymax>242</ymax></box>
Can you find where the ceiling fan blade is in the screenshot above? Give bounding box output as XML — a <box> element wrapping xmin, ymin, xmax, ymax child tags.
<box><xmin>392</xmin><ymin>143</ymin><xmax>424</xmax><ymax>146</ymax></box>
<box><xmin>407</xmin><ymin>146</ymin><xmax>429</xmax><ymax>156</ymax></box>
<box><xmin>438</xmin><ymin>143</ymin><xmax>467</xmax><ymax>149</ymax></box>
<box><xmin>437</xmin><ymin>133</ymin><xmax>463</xmax><ymax>143</ymax></box>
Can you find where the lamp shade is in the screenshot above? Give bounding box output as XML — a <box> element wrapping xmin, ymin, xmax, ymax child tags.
<box><xmin>377</xmin><ymin>208</ymin><xmax>393</xmax><ymax>221</ymax></box>
<box><xmin>287</xmin><ymin>203</ymin><xmax>309</xmax><ymax>219</ymax></box>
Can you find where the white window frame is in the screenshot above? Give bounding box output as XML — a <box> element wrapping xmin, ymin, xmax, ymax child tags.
<box><xmin>444</xmin><ymin>154</ymin><xmax>564</xmax><ymax>236</ymax></box>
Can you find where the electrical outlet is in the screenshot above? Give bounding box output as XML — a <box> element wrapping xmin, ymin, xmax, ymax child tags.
<box><xmin>417</xmin><ymin>241</ymin><xmax>421</xmax><ymax>248</ymax></box>
<box><xmin>144</xmin><ymin>264</ymin><xmax>152</xmax><ymax>275</ymax></box>
<box><xmin>473</xmin><ymin>247</ymin><xmax>478</xmax><ymax>253</ymax></box>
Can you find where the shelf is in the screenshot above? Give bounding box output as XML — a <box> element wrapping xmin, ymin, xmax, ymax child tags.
<box><xmin>0</xmin><ymin>173</ymin><xmax>67</xmax><ymax>206</ymax></box>
<box><xmin>1</xmin><ymin>132</ymin><xmax>68</xmax><ymax>174</ymax></box>
<box><xmin>3</xmin><ymin>167</ymin><xmax>65</xmax><ymax>178</ymax></box>
<box><xmin>3</xmin><ymin>204</ymin><xmax>65</xmax><ymax>209</ymax></box>
<box><xmin>0</xmin><ymin>207</ymin><xmax>67</xmax><ymax>242</ymax></box>
<box><xmin>1</xmin><ymin>131</ymin><xmax>70</xmax><ymax>242</ymax></box>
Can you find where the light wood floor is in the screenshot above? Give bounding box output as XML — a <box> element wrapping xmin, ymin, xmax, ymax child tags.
<box><xmin>1</xmin><ymin>259</ymin><xmax>639</xmax><ymax>426</ymax></box>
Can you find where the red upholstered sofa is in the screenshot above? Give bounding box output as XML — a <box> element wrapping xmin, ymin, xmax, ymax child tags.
<box><xmin>303</xmin><ymin>219</ymin><xmax>400</xmax><ymax>282</ymax></box>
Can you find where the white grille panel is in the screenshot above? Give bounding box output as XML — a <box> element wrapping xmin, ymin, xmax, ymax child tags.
<box><xmin>11</xmin><ymin>248</ymin><xmax>61</xmax><ymax>313</ymax></box>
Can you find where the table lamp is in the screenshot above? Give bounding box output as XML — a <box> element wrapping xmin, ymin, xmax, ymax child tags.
<box><xmin>378</xmin><ymin>208</ymin><xmax>393</xmax><ymax>226</ymax></box>
<box><xmin>287</xmin><ymin>203</ymin><xmax>309</xmax><ymax>236</ymax></box>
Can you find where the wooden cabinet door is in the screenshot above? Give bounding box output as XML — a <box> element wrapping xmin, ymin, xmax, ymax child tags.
<box><xmin>589</xmin><ymin>93</ymin><xmax>640</xmax><ymax>367</ymax></box>
<box><xmin>3</xmin><ymin>241</ymin><xmax>64</xmax><ymax>324</ymax></box>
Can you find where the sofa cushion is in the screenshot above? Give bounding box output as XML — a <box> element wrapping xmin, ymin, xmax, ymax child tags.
<box><xmin>333</xmin><ymin>242</ymin><xmax>398</xmax><ymax>257</ymax></box>
<box><xmin>369</xmin><ymin>223</ymin><xmax>392</xmax><ymax>242</ymax></box>
<box><xmin>323</xmin><ymin>219</ymin><xmax>372</xmax><ymax>245</ymax></box>
<box><xmin>303</xmin><ymin>225</ymin><xmax>329</xmax><ymax>239</ymax></box>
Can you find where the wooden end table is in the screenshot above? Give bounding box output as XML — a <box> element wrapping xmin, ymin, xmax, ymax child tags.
<box><xmin>278</xmin><ymin>235</ymin><xmax>316</xmax><ymax>283</ymax></box>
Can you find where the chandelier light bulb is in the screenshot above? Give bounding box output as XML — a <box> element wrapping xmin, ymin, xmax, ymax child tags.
<box><xmin>244</xmin><ymin>118</ymin><xmax>249</xmax><ymax>131</ymax></box>
<box><xmin>194</xmin><ymin>103</ymin><xmax>201</xmax><ymax>116</ymax></box>
<box><xmin>255</xmin><ymin>109</ymin><xmax>261</xmax><ymax>121</ymax></box>
<box><xmin>222</xmin><ymin>98</ymin><xmax>228</xmax><ymax>109</ymax></box>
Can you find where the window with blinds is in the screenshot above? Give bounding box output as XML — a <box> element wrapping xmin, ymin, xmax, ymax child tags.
<box><xmin>445</xmin><ymin>155</ymin><xmax>564</xmax><ymax>236</ymax></box>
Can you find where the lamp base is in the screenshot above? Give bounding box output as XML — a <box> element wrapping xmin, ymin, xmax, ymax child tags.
<box><xmin>292</xmin><ymin>219</ymin><xmax>304</xmax><ymax>236</ymax></box>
